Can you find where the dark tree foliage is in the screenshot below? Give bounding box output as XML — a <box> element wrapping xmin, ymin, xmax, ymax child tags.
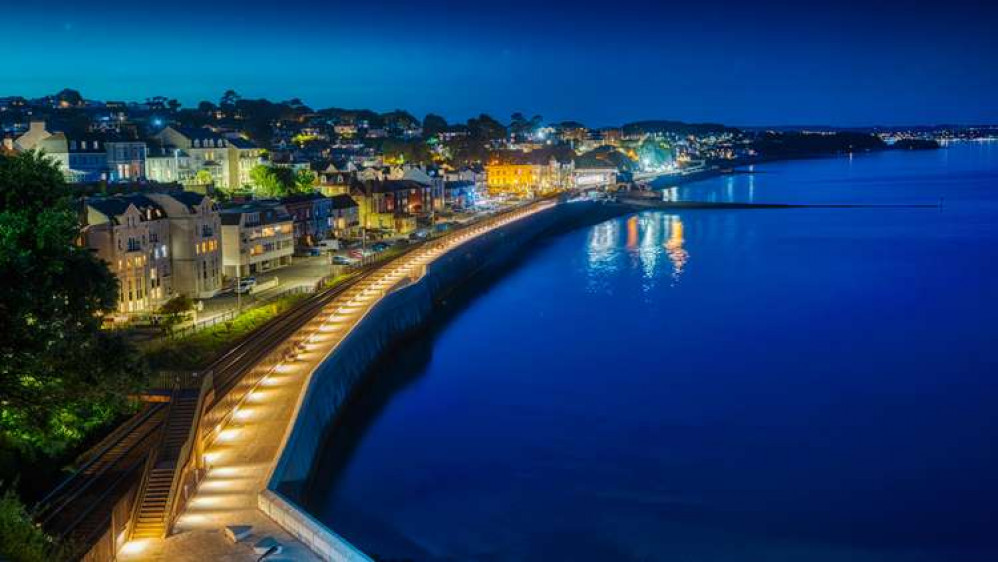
<box><xmin>317</xmin><ymin>108</ymin><xmax>385</xmax><ymax>129</ymax></box>
<box><xmin>54</xmin><ymin>88</ymin><xmax>83</xmax><ymax>107</ymax></box>
<box><xmin>509</xmin><ymin>112</ymin><xmax>542</xmax><ymax>140</ymax></box>
<box><xmin>225</xmin><ymin>97</ymin><xmax>312</xmax><ymax>145</ymax></box>
<box><xmin>752</xmin><ymin>132</ymin><xmax>887</xmax><ymax>156</ymax></box>
<box><xmin>467</xmin><ymin>114</ymin><xmax>507</xmax><ymax>141</ymax></box>
<box><xmin>379</xmin><ymin>138</ymin><xmax>432</xmax><ymax>164</ymax></box>
<box><xmin>197</xmin><ymin>101</ymin><xmax>217</xmax><ymax>114</ymax></box>
<box><xmin>445</xmin><ymin>136</ymin><xmax>490</xmax><ymax>166</ymax></box>
<box><xmin>892</xmin><ymin>138</ymin><xmax>940</xmax><ymax>150</ymax></box>
<box><xmin>422</xmin><ymin>113</ymin><xmax>448</xmax><ymax>137</ymax></box>
<box><xmin>0</xmin><ymin>152</ymin><xmax>146</xmax><ymax>457</ymax></box>
<box><xmin>381</xmin><ymin>110</ymin><xmax>419</xmax><ymax>132</ymax></box>
<box><xmin>441</xmin><ymin>114</ymin><xmax>508</xmax><ymax>166</ymax></box>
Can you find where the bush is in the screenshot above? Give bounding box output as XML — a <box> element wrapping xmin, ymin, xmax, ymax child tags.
<box><xmin>0</xmin><ymin>487</ymin><xmax>66</xmax><ymax>562</ymax></box>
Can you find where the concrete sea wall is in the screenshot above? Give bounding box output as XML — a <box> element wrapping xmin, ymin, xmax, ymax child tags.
<box><xmin>263</xmin><ymin>200</ymin><xmax>625</xmax><ymax>559</ymax></box>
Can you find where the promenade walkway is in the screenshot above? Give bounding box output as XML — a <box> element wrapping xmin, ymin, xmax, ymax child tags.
<box><xmin>118</xmin><ymin>200</ymin><xmax>555</xmax><ymax>561</ymax></box>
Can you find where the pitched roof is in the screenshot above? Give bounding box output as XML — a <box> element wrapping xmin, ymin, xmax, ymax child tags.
<box><xmin>355</xmin><ymin>179</ymin><xmax>430</xmax><ymax>194</ymax></box>
<box><xmin>85</xmin><ymin>194</ymin><xmax>166</xmax><ymax>224</ymax></box>
<box><xmin>219</xmin><ymin>200</ymin><xmax>291</xmax><ymax>226</ymax></box>
<box><xmin>329</xmin><ymin>194</ymin><xmax>358</xmax><ymax>209</ymax></box>
<box><xmin>171</xmin><ymin>126</ymin><xmax>226</xmax><ymax>143</ymax></box>
<box><xmin>280</xmin><ymin>192</ymin><xmax>328</xmax><ymax>204</ymax></box>
<box><xmin>226</xmin><ymin>136</ymin><xmax>258</xmax><ymax>149</ymax></box>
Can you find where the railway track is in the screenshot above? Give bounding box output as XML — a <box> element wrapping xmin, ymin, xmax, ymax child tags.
<box><xmin>33</xmin><ymin>403</ymin><xmax>167</xmax><ymax>545</ymax></box>
<box><xmin>32</xmin><ymin>204</ymin><xmax>536</xmax><ymax>555</ymax></box>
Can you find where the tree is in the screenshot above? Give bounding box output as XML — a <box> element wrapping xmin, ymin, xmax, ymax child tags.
<box><xmin>294</xmin><ymin>169</ymin><xmax>316</xmax><ymax>192</ymax></box>
<box><xmin>0</xmin><ymin>151</ymin><xmax>146</xmax><ymax>456</ymax></box>
<box><xmin>510</xmin><ymin>112</ymin><xmax>528</xmax><ymax>140</ymax></box>
<box><xmin>249</xmin><ymin>165</ymin><xmax>295</xmax><ymax>197</ymax></box>
<box><xmin>381</xmin><ymin>139</ymin><xmax>432</xmax><ymax>165</ymax></box>
<box><xmin>0</xmin><ymin>488</ymin><xmax>66</xmax><ymax>562</ymax></box>
<box><xmin>422</xmin><ymin>114</ymin><xmax>448</xmax><ymax>137</ymax></box>
<box><xmin>220</xmin><ymin>89</ymin><xmax>241</xmax><ymax>110</ymax></box>
<box><xmin>54</xmin><ymin>88</ymin><xmax>83</xmax><ymax>107</ymax></box>
<box><xmin>467</xmin><ymin>114</ymin><xmax>506</xmax><ymax>141</ymax></box>
<box><xmin>157</xmin><ymin>295</ymin><xmax>194</xmax><ymax>332</ymax></box>
<box><xmin>197</xmin><ymin>101</ymin><xmax>217</xmax><ymax>115</ymax></box>
<box><xmin>193</xmin><ymin>169</ymin><xmax>214</xmax><ymax>187</ymax></box>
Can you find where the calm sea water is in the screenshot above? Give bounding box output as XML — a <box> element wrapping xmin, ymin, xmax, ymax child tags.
<box><xmin>307</xmin><ymin>143</ymin><xmax>998</xmax><ymax>561</ymax></box>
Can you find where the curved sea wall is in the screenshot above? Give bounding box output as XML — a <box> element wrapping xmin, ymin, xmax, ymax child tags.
<box><xmin>262</xmin><ymin>200</ymin><xmax>624</xmax><ymax>559</ymax></box>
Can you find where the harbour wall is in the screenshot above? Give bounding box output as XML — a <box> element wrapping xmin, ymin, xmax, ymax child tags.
<box><xmin>263</xmin><ymin>200</ymin><xmax>626</xmax><ymax>559</ymax></box>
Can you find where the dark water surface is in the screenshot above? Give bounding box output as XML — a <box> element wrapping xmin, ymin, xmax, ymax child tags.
<box><xmin>307</xmin><ymin>143</ymin><xmax>998</xmax><ymax>561</ymax></box>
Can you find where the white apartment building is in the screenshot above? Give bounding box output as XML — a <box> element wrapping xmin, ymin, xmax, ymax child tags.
<box><xmin>219</xmin><ymin>201</ymin><xmax>294</xmax><ymax>278</ymax></box>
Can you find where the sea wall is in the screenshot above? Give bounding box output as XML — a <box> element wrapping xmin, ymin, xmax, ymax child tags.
<box><xmin>263</xmin><ymin>200</ymin><xmax>625</xmax><ymax>559</ymax></box>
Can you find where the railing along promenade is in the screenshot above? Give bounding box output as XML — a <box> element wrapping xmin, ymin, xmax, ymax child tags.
<box><xmin>115</xmin><ymin>198</ymin><xmax>556</xmax><ymax>560</ymax></box>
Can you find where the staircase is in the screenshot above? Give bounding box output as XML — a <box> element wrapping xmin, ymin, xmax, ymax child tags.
<box><xmin>130</xmin><ymin>389</ymin><xmax>199</xmax><ymax>539</ymax></box>
<box><xmin>131</xmin><ymin>466</ymin><xmax>176</xmax><ymax>539</ymax></box>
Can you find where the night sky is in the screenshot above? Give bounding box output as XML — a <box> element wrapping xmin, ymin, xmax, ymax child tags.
<box><xmin>5</xmin><ymin>0</ymin><xmax>996</xmax><ymax>126</ymax></box>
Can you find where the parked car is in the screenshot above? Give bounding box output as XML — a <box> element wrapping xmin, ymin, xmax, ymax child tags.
<box><xmin>235</xmin><ymin>277</ymin><xmax>257</xmax><ymax>294</ymax></box>
<box><xmin>332</xmin><ymin>255</ymin><xmax>356</xmax><ymax>266</ymax></box>
<box><xmin>371</xmin><ymin>242</ymin><xmax>390</xmax><ymax>252</ymax></box>
<box><xmin>408</xmin><ymin>229</ymin><xmax>429</xmax><ymax>241</ymax></box>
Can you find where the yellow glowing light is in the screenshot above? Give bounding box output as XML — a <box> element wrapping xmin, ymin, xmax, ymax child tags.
<box><xmin>218</xmin><ymin>429</ymin><xmax>241</xmax><ymax>442</ymax></box>
<box><xmin>191</xmin><ymin>495</ymin><xmax>221</xmax><ymax>507</ymax></box>
<box><xmin>177</xmin><ymin>513</ymin><xmax>208</xmax><ymax>526</ymax></box>
<box><xmin>120</xmin><ymin>540</ymin><xmax>149</xmax><ymax>555</ymax></box>
<box><xmin>210</xmin><ymin>466</ymin><xmax>242</xmax><ymax>477</ymax></box>
<box><xmin>233</xmin><ymin>408</ymin><xmax>254</xmax><ymax>421</ymax></box>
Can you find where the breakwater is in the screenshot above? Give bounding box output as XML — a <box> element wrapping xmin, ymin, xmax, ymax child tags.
<box><xmin>617</xmin><ymin>194</ymin><xmax>940</xmax><ymax>210</ymax></box>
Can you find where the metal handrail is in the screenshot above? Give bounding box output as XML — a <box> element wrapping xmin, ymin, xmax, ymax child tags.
<box><xmin>162</xmin><ymin>371</ymin><xmax>214</xmax><ymax>534</ymax></box>
<box><xmin>125</xmin><ymin>383</ymin><xmax>182</xmax><ymax>541</ymax></box>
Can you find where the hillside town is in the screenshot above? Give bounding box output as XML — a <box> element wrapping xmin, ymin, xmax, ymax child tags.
<box><xmin>0</xmin><ymin>89</ymin><xmax>767</xmax><ymax>320</ymax></box>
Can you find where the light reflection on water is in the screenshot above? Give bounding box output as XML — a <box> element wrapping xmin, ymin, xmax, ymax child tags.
<box><xmin>587</xmin><ymin>213</ymin><xmax>689</xmax><ymax>290</ymax></box>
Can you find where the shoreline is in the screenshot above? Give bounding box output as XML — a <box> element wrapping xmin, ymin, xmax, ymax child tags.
<box><xmin>647</xmin><ymin>146</ymin><xmax>944</xmax><ymax>192</ymax></box>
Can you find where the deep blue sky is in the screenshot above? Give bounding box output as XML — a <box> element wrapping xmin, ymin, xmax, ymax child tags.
<box><xmin>4</xmin><ymin>0</ymin><xmax>996</xmax><ymax>127</ymax></box>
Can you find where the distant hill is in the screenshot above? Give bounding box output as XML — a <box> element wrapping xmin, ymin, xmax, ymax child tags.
<box><xmin>622</xmin><ymin>120</ymin><xmax>738</xmax><ymax>136</ymax></box>
<box><xmin>753</xmin><ymin>131</ymin><xmax>886</xmax><ymax>156</ymax></box>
